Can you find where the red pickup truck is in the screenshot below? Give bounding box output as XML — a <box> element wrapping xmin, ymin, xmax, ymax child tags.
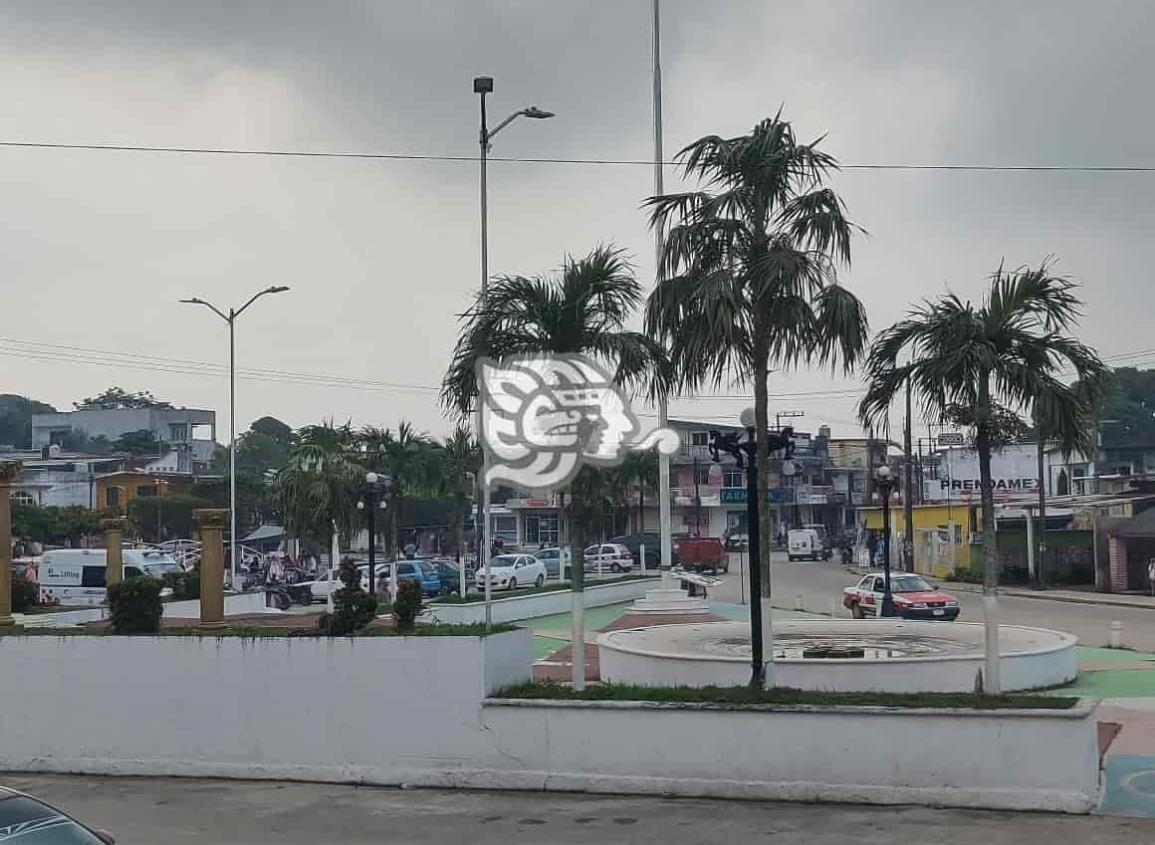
<box><xmin>675</xmin><ymin>537</ymin><xmax>728</xmax><ymax>573</ymax></box>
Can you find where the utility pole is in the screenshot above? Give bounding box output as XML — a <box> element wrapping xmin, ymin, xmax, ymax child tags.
<box><xmin>903</xmin><ymin>378</ymin><xmax>914</xmax><ymax>572</ymax></box>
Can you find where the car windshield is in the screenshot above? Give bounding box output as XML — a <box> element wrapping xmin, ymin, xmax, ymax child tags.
<box><xmin>143</xmin><ymin>561</ymin><xmax>184</xmax><ymax>577</ymax></box>
<box><xmin>0</xmin><ymin>795</ymin><xmax>105</xmax><ymax>843</ymax></box>
<box><xmin>891</xmin><ymin>575</ymin><xmax>934</xmax><ymax>593</ymax></box>
<box><xmin>492</xmin><ymin>555</ymin><xmax>519</xmax><ymax>568</ymax></box>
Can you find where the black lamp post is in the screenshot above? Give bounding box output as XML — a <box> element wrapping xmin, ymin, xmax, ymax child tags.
<box><xmin>872</xmin><ymin>465</ymin><xmax>898</xmax><ymax>617</ymax></box>
<box><xmin>692</xmin><ymin>456</ymin><xmax>702</xmax><ymax>537</ymax></box>
<box><xmin>357</xmin><ymin>472</ymin><xmax>390</xmax><ymax>597</ymax></box>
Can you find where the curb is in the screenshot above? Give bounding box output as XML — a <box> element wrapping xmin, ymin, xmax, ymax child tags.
<box><xmin>944</xmin><ymin>582</ymin><xmax>1155</xmax><ymax>612</ymax></box>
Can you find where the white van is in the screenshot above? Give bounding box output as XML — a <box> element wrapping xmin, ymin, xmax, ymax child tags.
<box><xmin>38</xmin><ymin>549</ymin><xmax>184</xmax><ymax>607</ymax></box>
<box><xmin>787</xmin><ymin>528</ymin><xmax>832</xmax><ymax>562</ymax></box>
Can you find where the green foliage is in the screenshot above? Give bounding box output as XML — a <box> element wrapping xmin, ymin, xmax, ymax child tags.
<box><xmin>160</xmin><ymin>570</ymin><xmax>200</xmax><ymax>600</ymax></box>
<box><xmin>498</xmin><ymin>681</ymin><xmax>1078</xmax><ymax>711</ymax></box>
<box><xmin>59</xmin><ymin>429</ymin><xmax>113</xmax><ymax>455</ymax></box>
<box><xmin>1098</xmin><ymin>367</ymin><xmax>1155</xmax><ymax>447</ymax></box>
<box><xmin>106</xmin><ymin>576</ymin><xmax>163</xmax><ymax>635</ymax></box>
<box><xmin>392</xmin><ymin>578</ymin><xmax>424</xmax><ymax>631</ymax></box>
<box><xmin>12</xmin><ymin>505</ymin><xmax>108</xmax><ymax>545</ymax></box>
<box><xmin>75</xmin><ymin>387</ymin><xmax>172</xmax><ymax>410</ymax></box>
<box><xmin>951</xmin><ymin>566</ymin><xmax>984</xmax><ymax>584</ymax></box>
<box><xmin>127</xmin><ymin>493</ymin><xmax>215</xmax><ymax>544</ymax></box>
<box><xmin>11</xmin><ymin>574</ymin><xmax>38</xmax><ymax>613</ymax></box>
<box><xmin>112</xmin><ymin>428</ymin><xmax>162</xmax><ymax>455</ymax></box>
<box><xmin>0</xmin><ymin>394</ymin><xmax>56</xmax><ymax>450</ymax></box>
<box><xmin>318</xmin><ymin>560</ymin><xmax>379</xmax><ymax>636</ymax></box>
<box><xmin>250</xmin><ymin>416</ymin><xmax>293</xmax><ymax>443</ymax></box>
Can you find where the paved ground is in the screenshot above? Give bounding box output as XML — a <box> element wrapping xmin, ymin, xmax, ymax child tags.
<box><xmin>8</xmin><ymin>774</ymin><xmax>1155</xmax><ymax>844</ymax></box>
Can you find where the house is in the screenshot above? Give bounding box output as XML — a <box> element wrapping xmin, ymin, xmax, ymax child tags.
<box><xmin>32</xmin><ymin>406</ymin><xmax>217</xmax><ymax>463</ymax></box>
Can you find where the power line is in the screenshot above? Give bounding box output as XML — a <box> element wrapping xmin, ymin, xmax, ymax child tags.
<box><xmin>1</xmin><ymin>139</ymin><xmax>1154</xmax><ymax>173</ymax></box>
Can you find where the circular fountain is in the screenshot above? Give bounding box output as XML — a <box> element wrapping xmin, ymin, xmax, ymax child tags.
<box><xmin>598</xmin><ymin>619</ymin><xmax>1077</xmax><ymax>693</ymax></box>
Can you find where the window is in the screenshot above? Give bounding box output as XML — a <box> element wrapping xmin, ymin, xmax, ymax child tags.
<box><xmin>694</xmin><ymin>466</ymin><xmax>711</xmax><ymax>485</ymax></box>
<box><xmin>81</xmin><ymin>566</ymin><xmax>106</xmax><ymax>588</ymax></box>
<box><xmin>125</xmin><ymin>566</ymin><xmax>143</xmax><ymax>579</ymax></box>
<box><xmin>723</xmin><ymin>470</ymin><xmax>743</xmax><ymax>489</ymax></box>
<box><xmin>0</xmin><ymin>795</ymin><xmax>107</xmax><ymax>844</ymax></box>
<box><xmin>491</xmin><ymin>515</ymin><xmax>517</xmax><ymax>543</ymax></box>
<box><xmin>169</xmin><ymin>423</ymin><xmax>189</xmax><ymax>441</ymax></box>
<box><xmin>11</xmin><ymin>490</ymin><xmax>35</xmax><ymax>506</ymax></box>
<box><xmin>690</xmin><ymin>431</ymin><xmax>708</xmax><ymax>446</ymax></box>
<box><xmin>523</xmin><ymin>514</ymin><xmax>559</xmax><ymax>546</ymax></box>
<box><xmin>398</xmin><ymin>564</ymin><xmax>415</xmax><ymax>576</ymax></box>
<box><xmin>136</xmin><ymin>485</ymin><xmax>157</xmax><ymax>498</ymax></box>
<box><xmin>105</xmin><ymin>488</ymin><xmax>120</xmax><ymax>508</ymax></box>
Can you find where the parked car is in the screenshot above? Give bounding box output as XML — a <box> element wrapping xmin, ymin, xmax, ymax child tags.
<box><xmin>787</xmin><ymin>528</ymin><xmax>832</xmax><ymax>562</ymax></box>
<box><xmin>535</xmin><ymin>547</ymin><xmax>571</xmax><ymax>579</ymax></box>
<box><xmin>674</xmin><ymin>536</ymin><xmax>728</xmax><ymax>573</ymax></box>
<box><xmin>583</xmin><ymin>543</ymin><xmax>634</xmax><ymax>574</ymax></box>
<box><xmin>476</xmin><ymin>553</ymin><xmax>547</xmax><ymax>591</ymax></box>
<box><xmin>375</xmin><ymin>560</ymin><xmax>442</xmax><ymax>597</ymax></box>
<box><xmin>432</xmin><ymin>559</ymin><xmax>471</xmax><ymax>595</ymax></box>
<box><xmin>842</xmin><ymin>572</ymin><xmax>960</xmax><ymax>620</ymax></box>
<box><xmin>609</xmin><ymin>533</ymin><xmax>661</xmax><ymax>569</ymax></box>
<box><xmin>722</xmin><ymin>529</ymin><xmax>748</xmax><ymax>552</ymax></box>
<box><xmin>0</xmin><ymin>785</ymin><xmax>115</xmax><ymax>843</ymax></box>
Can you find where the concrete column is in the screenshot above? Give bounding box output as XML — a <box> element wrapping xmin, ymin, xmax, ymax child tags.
<box><xmin>100</xmin><ymin>517</ymin><xmax>128</xmax><ymax>587</ymax></box>
<box><xmin>194</xmin><ymin>509</ymin><xmax>228</xmax><ymax>629</ymax></box>
<box><xmin>0</xmin><ymin>461</ymin><xmax>22</xmax><ymax>627</ymax></box>
<box><xmin>1108</xmin><ymin>535</ymin><xmax>1128</xmax><ymax>593</ymax></box>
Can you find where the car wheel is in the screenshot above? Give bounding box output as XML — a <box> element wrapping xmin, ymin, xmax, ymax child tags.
<box><xmin>610</xmin><ymin>562</ymin><xmax>621</xmax><ymax>573</ymax></box>
<box><xmin>535</xmin><ymin>574</ymin><xmax>544</xmax><ymax>588</ymax></box>
<box><xmin>852</xmin><ymin>603</ymin><xmax>865</xmax><ymax>619</ymax></box>
<box><xmin>508</xmin><ymin>578</ymin><xmax>517</xmax><ymax>591</ymax></box>
<box><xmin>787</xmin><ymin>555</ymin><xmax>796</xmax><ymax>562</ymax></box>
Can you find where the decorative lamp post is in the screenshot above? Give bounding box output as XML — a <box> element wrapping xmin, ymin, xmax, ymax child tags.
<box><xmin>872</xmin><ymin>465</ymin><xmax>898</xmax><ymax>617</ymax></box>
<box><xmin>357</xmin><ymin>472</ymin><xmax>390</xmax><ymax>599</ymax></box>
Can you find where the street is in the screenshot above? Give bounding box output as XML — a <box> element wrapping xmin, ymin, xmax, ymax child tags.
<box><xmin>7</xmin><ymin>773</ymin><xmax>1154</xmax><ymax>845</ymax></box>
<box><xmin>713</xmin><ymin>551</ymin><xmax>1155</xmax><ymax>652</ymax></box>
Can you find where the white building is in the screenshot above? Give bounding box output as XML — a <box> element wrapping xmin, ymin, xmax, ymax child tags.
<box><xmin>32</xmin><ymin>406</ymin><xmax>217</xmax><ymax>463</ymax></box>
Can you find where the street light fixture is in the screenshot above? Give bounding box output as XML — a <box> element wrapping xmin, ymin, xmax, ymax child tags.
<box><xmin>472</xmin><ymin>75</ymin><xmax>554</xmax><ymax>632</ymax></box>
<box><xmin>180</xmin><ymin>285</ymin><xmax>290</xmax><ymax>587</ymax></box>
<box><xmin>872</xmin><ymin>464</ymin><xmax>898</xmax><ymax>617</ymax></box>
<box><xmin>358</xmin><ymin>472</ymin><xmax>390</xmax><ymax>601</ymax></box>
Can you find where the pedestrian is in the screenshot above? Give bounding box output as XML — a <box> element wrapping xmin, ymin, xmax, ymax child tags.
<box><xmin>1148</xmin><ymin>557</ymin><xmax>1155</xmax><ymax>597</ymax></box>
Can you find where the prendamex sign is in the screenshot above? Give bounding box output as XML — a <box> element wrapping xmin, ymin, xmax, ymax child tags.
<box><xmin>939</xmin><ymin>477</ymin><xmax>1037</xmax><ymax>494</ymax></box>
<box><xmin>922</xmin><ymin>444</ymin><xmax>1040</xmax><ymax>502</ymax></box>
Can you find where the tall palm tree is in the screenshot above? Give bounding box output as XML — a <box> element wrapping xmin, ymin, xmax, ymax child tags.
<box><xmin>645</xmin><ymin>114</ymin><xmax>869</xmax><ymax>685</ymax></box>
<box><xmin>275</xmin><ymin>423</ymin><xmax>363</xmax><ymax>549</ymax></box>
<box><xmin>859</xmin><ymin>262</ymin><xmax>1106</xmax><ymax>693</ymax></box>
<box><xmin>617</xmin><ymin>450</ymin><xmax>659</xmax><ymax>534</ymax></box>
<box><xmin>437</xmin><ymin>425</ymin><xmax>480</xmax><ymax>566</ymax></box>
<box><xmin>361</xmin><ymin>422</ymin><xmax>439</xmax><ymax>558</ymax></box>
<box><xmin>442</xmin><ymin>245</ymin><xmax>663</xmax><ymax>686</ymax></box>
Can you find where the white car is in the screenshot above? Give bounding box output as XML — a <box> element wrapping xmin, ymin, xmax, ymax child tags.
<box><xmin>535</xmin><ymin>547</ymin><xmax>571</xmax><ymax>579</ymax></box>
<box><xmin>583</xmin><ymin>543</ymin><xmax>634</xmax><ymax>574</ymax></box>
<box><xmin>476</xmin><ymin>553</ymin><xmax>547</xmax><ymax>591</ymax></box>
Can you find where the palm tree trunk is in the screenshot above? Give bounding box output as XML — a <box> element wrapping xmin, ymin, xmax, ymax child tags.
<box><xmin>753</xmin><ymin>344</ymin><xmax>774</xmax><ymax>688</ymax></box>
<box><xmin>977</xmin><ymin>378</ymin><xmax>1002</xmax><ymax>694</ymax></box>
<box><xmin>567</xmin><ymin>492</ymin><xmax>586</xmax><ymax>691</ymax></box>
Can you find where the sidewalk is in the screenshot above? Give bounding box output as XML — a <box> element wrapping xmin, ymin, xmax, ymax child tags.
<box><xmin>945</xmin><ymin>581</ymin><xmax>1155</xmax><ymax>610</ymax></box>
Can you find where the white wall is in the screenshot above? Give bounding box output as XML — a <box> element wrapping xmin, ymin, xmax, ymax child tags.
<box><xmin>427</xmin><ymin>579</ymin><xmax>649</xmax><ymax>625</ymax></box>
<box><xmin>0</xmin><ymin>630</ymin><xmax>532</xmax><ymax>784</ymax></box>
<box><xmin>480</xmin><ymin>698</ymin><xmax>1102</xmax><ymax>813</ymax></box>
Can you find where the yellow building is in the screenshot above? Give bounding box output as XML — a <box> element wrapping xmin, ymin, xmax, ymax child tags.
<box><xmin>859</xmin><ymin>502</ymin><xmax>974</xmax><ymax>578</ymax></box>
<box><xmin>95</xmin><ymin>471</ymin><xmax>194</xmax><ymax>512</ymax></box>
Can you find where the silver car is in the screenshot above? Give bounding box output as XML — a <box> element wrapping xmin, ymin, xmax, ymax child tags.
<box><xmin>0</xmin><ymin>785</ymin><xmax>115</xmax><ymax>843</ymax></box>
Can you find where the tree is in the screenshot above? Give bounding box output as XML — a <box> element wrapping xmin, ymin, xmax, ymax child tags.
<box><xmin>434</xmin><ymin>426</ymin><xmax>479</xmax><ymax>564</ymax></box>
<box><xmin>360</xmin><ymin>422</ymin><xmax>441</xmax><ymax>558</ymax></box>
<box><xmin>75</xmin><ymin>387</ymin><xmax>172</xmax><ymax>410</ymax></box>
<box><xmin>616</xmin><ymin>450</ymin><xmax>658</xmax><ymax>533</ymax></box>
<box><xmin>250</xmin><ymin>416</ymin><xmax>293</xmax><ymax>443</ymax></box>
<box><xmin>112</xmin><ymin>429</ymin><xmax>162</xmax><ymax>456</ymax></box>
<box><xmin>645</xmin><ymin>114</ymin><xmax>869</xmax><ymax>686</ymax></box>
<box><xmin>859</xmin><ymin>261</ymin><xmax>1106</xmax><ymax>694</ymax></box>
<box><xmin>441</xmin><ymin>245</ymin><xmax>662</xmax><ymax>686</ymax></box>
<box><xmin>1097</xmin><ymin>368</ymin><xmax>1155</xmax><ymax>448</ymax></box>
<box><xmin>0</xmin><ymin>394</ymin><xmax>55</xmax><ymax>450</ymax></box>
<box><xmin>274</xmin><ymin>423</ymin><xmax>363</xmax><ymax>549</ymax></box>
<box><xmin>209</xmin><ymin>417</ymin><xmax>293</xmax><ymax>533</ymax></box>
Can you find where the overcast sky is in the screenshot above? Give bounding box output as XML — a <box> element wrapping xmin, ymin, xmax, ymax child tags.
<box><xmin>2</xmin><ymin>0</ymin><xmax>1153</xmax><ymax>443</ymax></box>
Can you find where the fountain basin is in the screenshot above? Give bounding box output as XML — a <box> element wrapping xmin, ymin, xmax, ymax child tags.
<box><xmin>598</xmin><ymin>619</ymin><xmax>1077</xmax><ymax>693</ymax></box>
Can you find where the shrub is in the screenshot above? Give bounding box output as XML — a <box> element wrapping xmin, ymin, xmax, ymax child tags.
<box><xmin>951</xmin><ymin>566</ymin><xmax>983</xmax><ymax>584</ymax></box>
<box><xmin>107</xmin><ymin>576</ymin><xmax>164</xmax><ymax>634</ymax></box>
<box><xmin>392</xmin><ymin>579</ymin><xmax>424</xmax><ymax>632</ymax></box>
<box><xmin>11</xmin><ymin>574</ymin><xmax>38</xmax><ymax>613</ymax></box>
<box><xmin>161</xmin><ymin>570</ymin><xmax>200</xmax><ymax>600</ymax></box>
<box><xmin>318</xmin><ymin>560</ymin><xmax>378</xmax><ymax>636</ymax></box>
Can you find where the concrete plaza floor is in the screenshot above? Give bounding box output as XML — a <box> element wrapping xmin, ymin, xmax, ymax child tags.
<box><xmin>8</xmin><ymin>774</ymin><xmax>1155</xmax><ymax>844</ymax></box>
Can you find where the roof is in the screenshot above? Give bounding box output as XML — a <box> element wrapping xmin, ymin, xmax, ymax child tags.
<box><xmin>242</xmin><ymin>524</ymin><xmax>284</xmax><ymax>543</ymax></box>
<box><xmin>1108</xmin><ymin>507</ymin><xmax>1155</xmax><ymax>538</ymax></box>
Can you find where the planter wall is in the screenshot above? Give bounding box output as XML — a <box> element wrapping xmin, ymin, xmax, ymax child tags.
<box><xmin>479</xmin><ymin>697</ymin><xmax>1101</xmax><ymax>813</ymax></box>
<box><xmin>0</xmin><ymin>628</ymin><xmax>532</xmax><ymax>784</ymax></box>
<box><xmin>427</xmin><ymin>579</ymin><xmax>649</xmax><ymax>625</ymax></box>
<box><xmin>21</xmin><ymin>591</ymin><xmax>273</xmax><ymax>628</ymax></box>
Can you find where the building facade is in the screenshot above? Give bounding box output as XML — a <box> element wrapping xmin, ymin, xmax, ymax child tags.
<box><xmin>32</xmin><ymin>406</ymin><xmax>217</xmax><ymax>463</ymax></box>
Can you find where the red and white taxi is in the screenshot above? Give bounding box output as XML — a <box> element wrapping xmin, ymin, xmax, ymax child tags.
<box><xmin>842</xmin><ymin>572</ymin><xmax>960</xmax><ymax>621</ymax></box>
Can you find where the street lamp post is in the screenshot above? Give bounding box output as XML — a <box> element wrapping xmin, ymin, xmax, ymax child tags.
<box><xmin>357</xmin><ymin>472</ymin><xmax>390</xmax><ymax>600</ymax></box>
<box><xmin>180</xmin><ymin>285</ymin><xmax>289</xmax><ymax>588</ymax></box>
<box><xmin>709</xmin><ymin>409</ymin><xmax>765</xmax><ymax>687</ymax></box>
<box><xmin>872</xmin><ymin>465</ymin><xmax>898</xmax><ymax>617</ymax></box>
<box><xmin>692</xmin><ymin>456</ymin><xmax>702</xmax><ymax>537</ymax></box>
<box><xmin>472</xmin><ymin>76</ymin><xmax>553</xmax><ymax>630</ymax></box>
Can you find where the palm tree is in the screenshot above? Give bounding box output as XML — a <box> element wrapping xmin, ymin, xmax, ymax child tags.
<box><xmin>438</xmin><ymin>426</ymin><xmax>480</xmax><ymax>567</ymax></box>
<box><xmin>275</xmin><ymin>423</ymin><xmax>363</xmax><ymax>550</ymax></box>
<box><xmin>442</xmin><ymin>245</ymin><xmax>663</xmax><ymax>686</ymax></box>
<box><xmin>859</xmin><ymin>262</ymin><xmax>1106</xmax><ymax>693</ymax></box>
<box><xmin>617</xmin><ymin>451</ymin><xmax>659</xmax><ymax>534</ymax></box>
<box><xmin>360</xmin><ymin>422</ymin><xmax>439</xmax><ymax>558</ymax></box>
<box><xmin>645</xmin><ymin>114</ymin><xmax>869</xmax><ymax>685</ymax></box>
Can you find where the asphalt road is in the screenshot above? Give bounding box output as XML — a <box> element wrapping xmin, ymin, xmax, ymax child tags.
<box><xmin>714</xmin><ymin>550</ymin><xmax>1155</xmax><ymax>651</ymax></box>
<box><xmin>7</xmin><ymin>774</ymin><xmax>1154</xmax><ymax>845</ymax></box>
